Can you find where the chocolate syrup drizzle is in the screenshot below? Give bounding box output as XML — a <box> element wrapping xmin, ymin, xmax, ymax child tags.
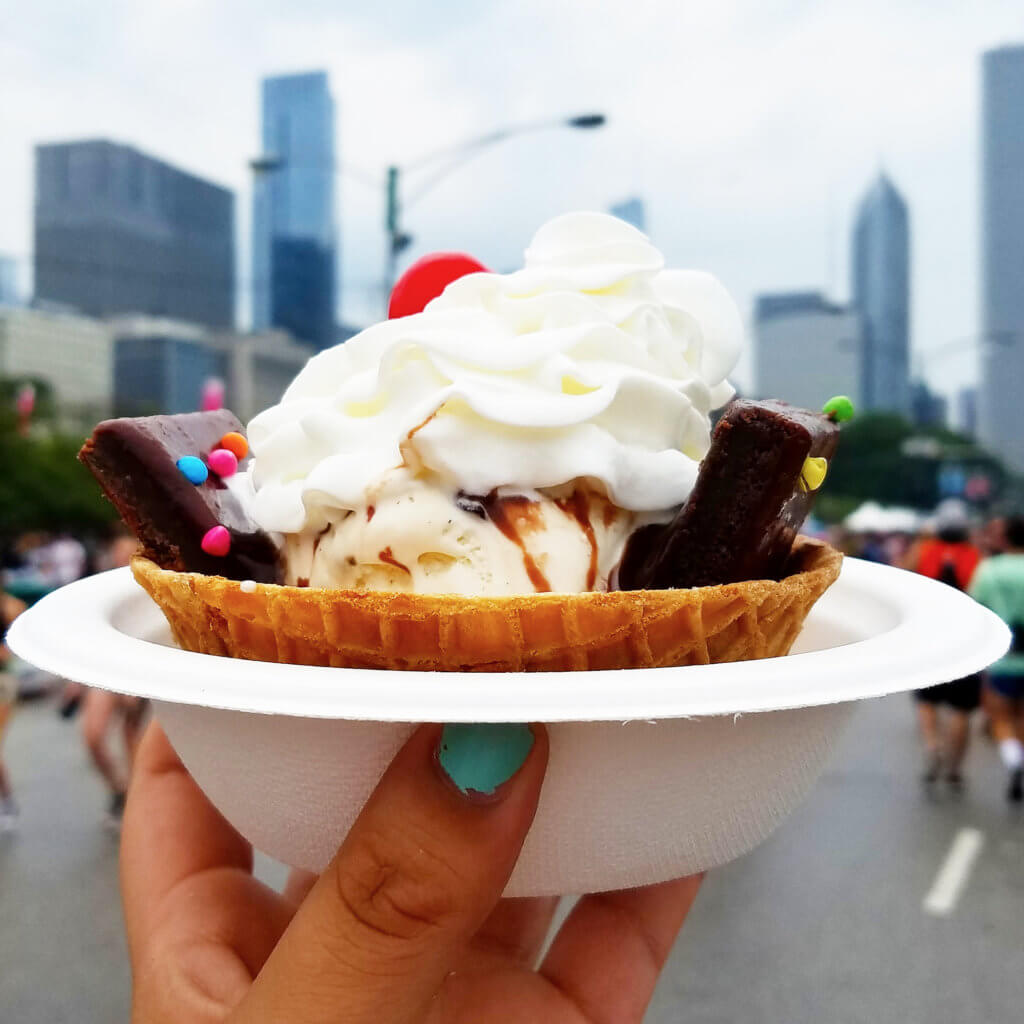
<box><xmin>456</xmin><ymin>489</ymin><xmax>600</xmax><ymax>593</ymax></box>
<box><xmin>378</xmin><ymin>546</ymin><xmax>411</xmax><ymax>575</ymax></box>
<box><xmin>555</xmin><ymin>491</ymin><xmax>598</xmax><ymax>591</ymax></box>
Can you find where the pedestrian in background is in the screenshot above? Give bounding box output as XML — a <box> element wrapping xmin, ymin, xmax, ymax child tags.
<box><xmin>78</xmin><ymin>532</ymin><xmax>147</xmax><ymax>827</ymax></box>
<box><xmin>906</xmin><ymin>501</ymin><xmax>982</xmax><ymax>792</ymax></box>
<box><xmin>0</xmin><ymin>670</ymin><xmax>16</xmax><ymax>829</ymax></box>
<box><xmin>969</xmin><ymin>514</ymin><xmax>1024</xmax><ymax>803</ymax></box>
<box><xmin>0</xmin><ymin>591</ymin><xmax>27</xmax><ymax>829</ymax></box>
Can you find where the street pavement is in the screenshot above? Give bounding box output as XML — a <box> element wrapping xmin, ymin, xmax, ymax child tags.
<box><xmin>1</xmin><ymin>694</ymin><xmax>1021</xmax><ymax>1022</ymax></box>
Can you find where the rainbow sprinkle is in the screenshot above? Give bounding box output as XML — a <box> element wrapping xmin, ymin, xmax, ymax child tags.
<box><xmin>201</xmin><ymin>525</ymin><xmax>231</xmax><ymax>557</ymax></box>
<box><xmin>219</xmin><ymin>432</ymin><xmax>249</xmax><ymax>459</ymax></box>
<box><xmin>176</xmin><ymin>456</ymin><xmax>208</xmax><ymax>485</ymax></box>
<box><xmin>207</xmin><ymin>449</ymin><xmax>238</xmax><ymax>478</ymax></box>
<box><xmin>798</xmin><ymin>456</ymin><xmax>829</xmax><ymax>493</ymax></box>
<box><xmin>822</xmin><ymin>395</ymin><xmax>855</xmax><ymax>423</ymax></box>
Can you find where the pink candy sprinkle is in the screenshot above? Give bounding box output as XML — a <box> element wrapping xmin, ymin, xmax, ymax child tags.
<box><xmin>201</xmin><ymin>525</ymin><xmax>231</xmax><ymax>557</ymax></box>
<box><xmin>207</xmin><ymin>448</ymin><xmax>238</xmax><ymax>478</ymax></box>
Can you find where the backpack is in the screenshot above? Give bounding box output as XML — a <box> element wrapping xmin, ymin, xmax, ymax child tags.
<box><xmin>937</xmin><ymin>553</ymin><xmax>962</xmax><ymax>591</ymax></box>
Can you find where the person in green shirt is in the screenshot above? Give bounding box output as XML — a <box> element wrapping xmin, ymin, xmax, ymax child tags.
<box><xmin>969</xmin><ymin>515</ymin><xmax>1024</xmax><ymax>802</ymax></box>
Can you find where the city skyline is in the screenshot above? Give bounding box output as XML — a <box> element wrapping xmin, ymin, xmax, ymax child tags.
<box><xmin>1</xmin><ymin>3</ymin><xmax>1023</xmax><ymax>408</ymax></box>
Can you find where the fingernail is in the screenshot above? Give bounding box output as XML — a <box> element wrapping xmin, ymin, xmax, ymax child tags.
<box><xmin>437</xmin><ymin>723</ymin><xmax>534</xmax><ymax>798</ymax></box>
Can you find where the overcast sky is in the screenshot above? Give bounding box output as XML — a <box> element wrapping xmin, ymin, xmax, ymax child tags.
<box><xmin>1</xmin><ymin>0</ymin><xmax>1021</xmax><ymax>405</ymax></box>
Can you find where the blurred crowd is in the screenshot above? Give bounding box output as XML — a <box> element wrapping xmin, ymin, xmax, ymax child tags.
<box><xmin>1</xmin><ymin>528</ymin><xmax>146</xmax><ymax>830</ymax></box>
<box><xmin>816</xmin><ymin>501</ymin><xmax>1024</xmax><ymax>802</ymax></box>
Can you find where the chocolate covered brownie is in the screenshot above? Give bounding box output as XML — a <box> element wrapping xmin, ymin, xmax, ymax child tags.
<box><xmin>616</xmin><ymin>399</ymin><xmax>840</xmax><ymax>590</ymax></box>
<box><xmin>80</xmin><ymin>411</ymin><xmax>281</xmax><ymax>583</ymax></box>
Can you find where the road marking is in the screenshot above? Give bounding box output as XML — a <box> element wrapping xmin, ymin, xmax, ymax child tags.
<box><xmin>923</xmin><ymin>827</ymin><xmax>985</xmax><ymax>917</ymax></box>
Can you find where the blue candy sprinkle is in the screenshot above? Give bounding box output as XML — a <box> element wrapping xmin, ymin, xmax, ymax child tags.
<box><xmin>176</xmin><ymin>455</ymin><xmax>208</xmax><ymax>485</ymax></box>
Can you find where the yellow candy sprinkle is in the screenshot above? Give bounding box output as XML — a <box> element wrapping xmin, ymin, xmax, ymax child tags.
<box><xmin>799</xmin><ymin>456</ymin><xmax>829</xmax><ymax>492</ymax></box>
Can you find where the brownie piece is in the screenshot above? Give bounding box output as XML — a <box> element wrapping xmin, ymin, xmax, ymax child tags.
<box><xmin>80</xmin><ymin>411</ymin><xmax>282</xmax><ymax>583</ymax></box>
<box><xmin>616</xmin><ymin>399</ymin><xmax>839</xmax><ymax>590</ymax></box>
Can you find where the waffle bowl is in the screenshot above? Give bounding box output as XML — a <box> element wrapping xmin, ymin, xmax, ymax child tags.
<box><xmin>130</xmin><ymin>536</ymin><xmax>842</xmax><ymax>672</ymax></box>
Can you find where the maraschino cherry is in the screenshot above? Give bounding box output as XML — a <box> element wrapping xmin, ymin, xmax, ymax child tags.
<box><xmin>388</xmin><ymin>252</ymin><xmax>489</xmax><ymax>319</ymax></box>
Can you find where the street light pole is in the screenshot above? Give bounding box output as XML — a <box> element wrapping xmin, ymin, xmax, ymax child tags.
<box><xmin>381</xmin><ymin>113</ymin><xmax>605</xmax><ymax>306</ymax></box>
<box><xmin>251</xmin><ymin>113</ymin><xmax>606</xmax><ymax>320</ymax></box>
<box><xmin>384</xmin><ymin>165</ymin><xmax>413</xmax><ymax>307</ymax></box>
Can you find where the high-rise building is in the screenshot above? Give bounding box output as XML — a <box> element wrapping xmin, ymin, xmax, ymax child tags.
<box><xmin>252</xmin><ymin>71</ymin><xmax>337</xmax><ymax>351</ymax></box>
<box><xmin>851</xmin><ymin>173</ymin><xmax>910</xmax><ymax>415</ymax></box>
<box><xmin>34</xmin><ymin>140</ymin><xmax>234</xmax><ymax>327</ymax></box>
<box><xmin>112</xmin><ymin>318</ymin><xmax>226</xmax><ymax>416</ymax></box>
<box><xmin>979</xmin><ymin>45</ymin><xmax>1024</xmax><ymax>471</ymax></box>
<box><xmin>111</xmin><ymin>315</ymin><xmax>313</xmax><ymax>419</ymax></box>
<box><xmin>0</xmin><ymin>254</ymin><xmax>18</xmax><ymax>305</ymax></box>
<box><xmin>0</xmin><ymin>307</ymin><xmax>114</xmax><ymax>428</ymax></box>
<box><xmin>909</xmin><ymin>379</ymin><xmax>948</xmax><ymax>429</ymax></box>
<box><xmin>609</xmin><ymin>197</ymin><xmax>646</xmax><ymax>233</ymax></box>
<box><xmin>754</xmin><ymin>291</ymin><xmax>860</xmax><ymax>409</ymax></box>
<box><xmin>956</xmin><ymin>386</ymin><xmax>978</xmax><ymax>438</ymax></box>
<box><xmin>217</xmin><ymin>329</ymin><xmax>314</xmax><ymax>422</ymax></box>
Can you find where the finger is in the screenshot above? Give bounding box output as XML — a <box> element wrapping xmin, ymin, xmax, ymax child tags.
<box><xmin>239</xmin><ymin>722</ymin><xmax>547</xmax><ymax>1024</ymax></box>
<box><xmin>121</xmin><ymin>721</ymin><xmax>252</xmax><ymax>952</ymax></box>
<box><xmin>462</xmin><ymin>896</ymin><xmax>560</xmax><ymax>970</ymax></box>
<box><xmin>282</xmin><ymin>868</ymin><xmax>319</xmax><ymax>907</ymax></box>
<box><xmin>540</xmin><ymin>875</ymin><xmax>703</xmax><ymax>1024</ymax></box>
<box><xmin>132</xmin><ymin>871</ymin><xmax>297</xmax><ymax>1024</ymax></box>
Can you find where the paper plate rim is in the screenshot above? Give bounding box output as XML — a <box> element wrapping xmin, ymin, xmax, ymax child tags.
<box><xmin>7</xmin><ymin>558</ymin><xmax>1009</xmax><ymax>722</ymax></box>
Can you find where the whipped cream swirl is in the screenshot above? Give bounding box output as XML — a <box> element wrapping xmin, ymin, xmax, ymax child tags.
<box><xmin>247</xmin><ymin>212</ymin><xmax>742</xmax><ymax>534</ymax></box>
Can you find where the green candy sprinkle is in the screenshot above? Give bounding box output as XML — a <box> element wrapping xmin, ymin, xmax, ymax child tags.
<box><xmin>822</xmin><ymin>395</ymin><xmax>855</xmax><ymax>422</ymax></box>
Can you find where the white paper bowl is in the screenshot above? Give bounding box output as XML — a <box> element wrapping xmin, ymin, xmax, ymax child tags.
<box><xmin>9</xmin><ymin>559</ymin><xmax>1009</xmax><ymax>896</ymax></box>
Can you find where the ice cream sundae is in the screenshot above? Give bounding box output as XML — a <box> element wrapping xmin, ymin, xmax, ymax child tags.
<box><xmin>80</xmin><ymin>212</ymin><xmax>848</xmax><ymax>671</ymax></box>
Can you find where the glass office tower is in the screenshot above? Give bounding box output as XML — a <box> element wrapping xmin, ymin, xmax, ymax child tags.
<box><xmin>34</xmin><ymin>140</ymin><xmax>234</xmax><ymax>327</ymax></box>
<box><xmin>252</xmin><ymin>71</ymin><xmax>337</xmax><ymax>351</ymax></box>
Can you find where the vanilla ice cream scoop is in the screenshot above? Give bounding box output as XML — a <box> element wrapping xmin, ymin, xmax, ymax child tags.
<box><xmin>244</xmin><ymin>212</ymin><xmax>743</xmax><ymax>595</ymax></box>
<box><xmin>282</xmin><ymin>469</ymin><xmax>636</xmax><ymax>594</ymax></box>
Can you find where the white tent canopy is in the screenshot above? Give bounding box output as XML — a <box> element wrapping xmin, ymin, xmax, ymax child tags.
<box><xmin>844</xmin><ymin>502</ymin><xmax>923</xmax><ymax>534</ymax></box>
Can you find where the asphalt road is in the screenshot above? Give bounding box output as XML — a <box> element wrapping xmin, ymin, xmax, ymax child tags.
<box><xmin>1</xmin><ymin>695</ymin><xmax>1021</xmax><ymax>1023</ymax></box>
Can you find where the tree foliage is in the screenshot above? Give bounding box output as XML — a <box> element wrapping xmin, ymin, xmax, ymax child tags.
<box><xmin>0</xmin><ymin>409</ymin><xmax>116</xmax><ymax>540</ymax></box>
<box><xmin>822</xmin><ymin>412</ymin><xmax>1008</xmax><ymax>518</ymax></box>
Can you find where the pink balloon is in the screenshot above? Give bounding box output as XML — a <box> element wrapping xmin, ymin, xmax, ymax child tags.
<box><xmin>200</xmin><ymin>377</ymin><xmax>225</xmax><ymax>412</ymax></box>
<box><xmin>15</xmin><ymin>383</ymin><xmax>35</xmax><ymax>418</ymax></box>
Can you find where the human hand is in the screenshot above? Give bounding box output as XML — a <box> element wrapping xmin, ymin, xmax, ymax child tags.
<box><xmin>122</xmin><ymin>721</ymin><xmax>701</xmax><ymax>1023</ymax></box>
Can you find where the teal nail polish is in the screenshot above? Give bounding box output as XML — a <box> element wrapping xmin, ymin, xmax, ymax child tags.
<box><xmin>438</xmin><ymin>723</ymin><xmax>534</xmax><ymax>797</ymax></box>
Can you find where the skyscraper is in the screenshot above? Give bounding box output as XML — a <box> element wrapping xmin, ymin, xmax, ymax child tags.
<box><xmin>754</xmin><ymin>291</ymin><xmax>861</xmax><ymax>409</ymax></box>
<box><xmin>609</xmin><ymin>197</ymin><xmax>646</xmax><ymax>233</ymax></box>
<box><xmin>851</xmin><ymin>173</ymin><xmax>910</xmax><ymax>415</ymax></box>
<box><xmin>909</xmin><ymin>379</ymin><xmax>948</xmax><ymax>429</ymax></box>
<box><xmin>957</xmin><ymin>386</ymin><xmax>978</xmax><ymax>438</ymax></box>
<box><xmin>979</xmin><ymin>45</ymin><xmax>1024</xmax><ymax>472</ymax></box>
<box><xmin>252</xmin><ymin>71</ymin><xmax>337</xmax><ymax>351</ymax></box>
<box><xmin>34</xmin><ymin>140</ymin><xmax>234</xmax><ymax>327</ymax></box>
<box><xmin>0</xmin><ymin>254</ymin><xmax>18</xmax><ymax>305</ymax></box>
<box><xmin>0</xmin><ymin>306</ymin><xmax>114</xmax><ymax>425</ymax></box>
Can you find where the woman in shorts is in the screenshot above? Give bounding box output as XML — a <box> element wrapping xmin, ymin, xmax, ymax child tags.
<box><xmin>0</xmin><ymin>592</ymin><xmax>27</xmax><ymax>829</ymax></box>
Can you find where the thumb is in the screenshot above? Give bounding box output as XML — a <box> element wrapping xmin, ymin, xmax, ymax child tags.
<box><xmin>234</xmin><ymin>722</ymin><xmax>547</xmax><ymax>1024</ymax></box>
